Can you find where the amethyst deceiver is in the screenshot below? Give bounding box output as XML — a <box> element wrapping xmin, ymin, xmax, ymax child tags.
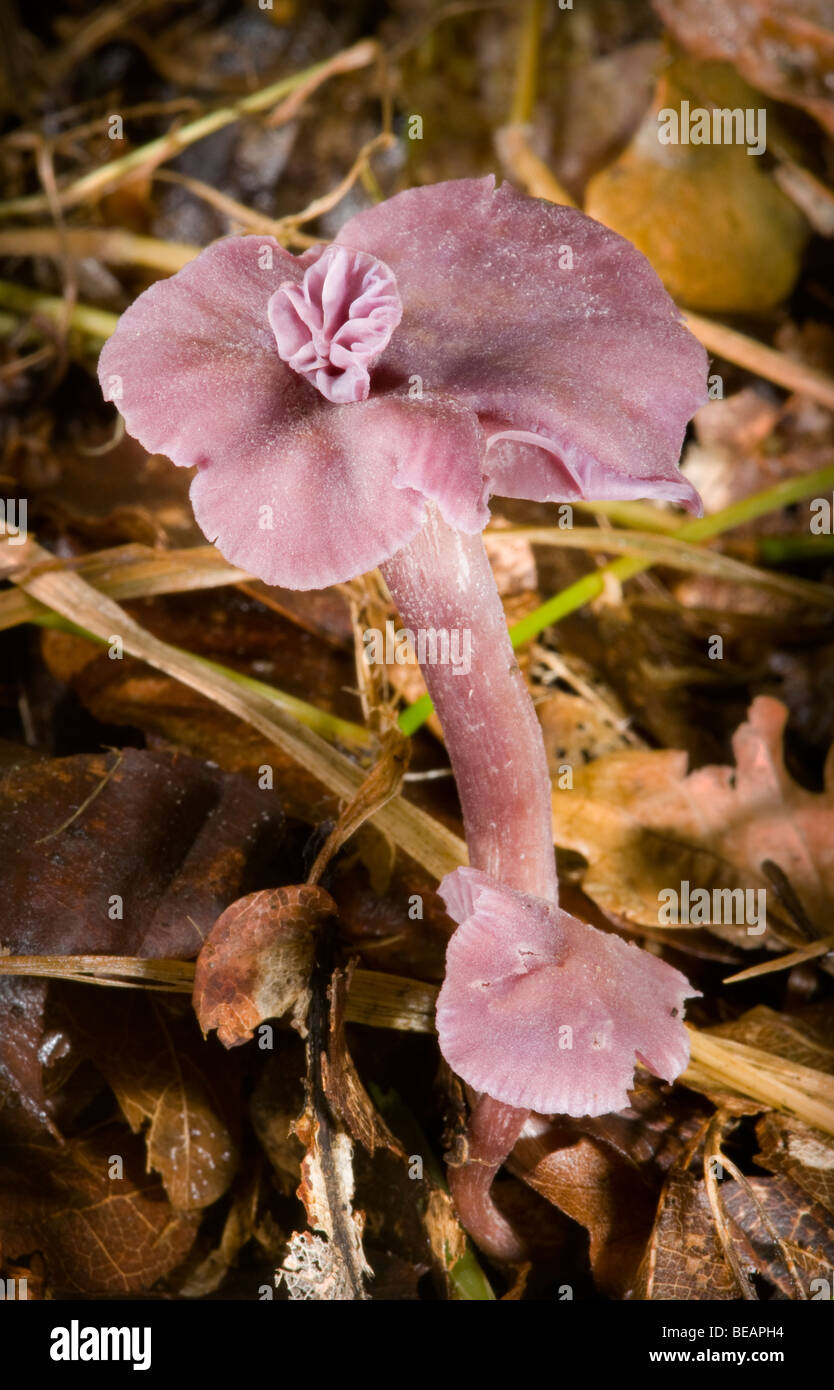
<box><xmin>98</xmin><ymin>175</ymin><xmax>708</xmax><ymax>1258</ymax></box>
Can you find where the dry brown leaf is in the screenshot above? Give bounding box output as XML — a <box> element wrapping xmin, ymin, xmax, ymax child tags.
<box><xmin>74</xmin><ymin>994</ymin><xmax>238</xmax><ymax>1212</ymax></box>
<box><xmin>636</xmin><ymin>1171</ymin><xmax>742</xmax><ymax>1300</ymax></box>
<box><xmin>723</xmin><ymin>1175</ymin><xmax>834</xmax><ymax>1298</ymax></box>
<box><xmin>307</xmin><ymin>726</ymin><xmax>410</xmax><ymax>886</ymax></box>
<box><xmin>0</xmin><ymin>1127</ymin><xmax>199</xmax><ymax>1295</ymax></box>
<box><xmin>0</xmin><ymin>746</ymin><xmax>287</xmax><ymax>958</ymax></box>
<box><xmin>551</xmin><ymin>696</ymin><xmax>833</xmax><ymax>948</ymax></box>
<box><xmin>193</xmin><ymin>885</ymin><xmax>335</xmax><ymax>1047</ymax></box>
<box><xmin>0</xmin><ymin>979</ymin><xmax>58</xmax><ymax>1140</ymax></box>
<box><xmin>509</xmin><ymin>1125</ymin><xmax>657</xmax><ymax>1297</ymax></box>
<box><xmin>756</xmin><ymin>1112</ymin><xmax>834</xmax><ymax>1217</ymax></box>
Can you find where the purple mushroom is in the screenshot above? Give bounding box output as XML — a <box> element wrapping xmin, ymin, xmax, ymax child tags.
<box><xmin>98</xmin><ymin>176</ymin><xmax>707</xmax><ymax>1260</ymax></box>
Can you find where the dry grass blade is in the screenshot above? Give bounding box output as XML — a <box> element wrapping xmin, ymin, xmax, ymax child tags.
<box><xmin>724</xmin><ymin>938</ymin><xmax>834</xmax><ymax>984</ymax></box>
<box><xmin>0</xmin><ymin>227</ymin><xmax>199</xmax><ymax>274</ymax></box>
<box><xmin>0</xmin><ymin>954</ymin><xmax>194</xmax><ymax>991</ymax></box>
<box><xmin>0</xmin><ymin>279</ymin><xmax>118</xmax><ymax>343</ymax></box>
<box><xmin>344</xmin><ymin>970</ymin><xmax>438</xmax><ymax>1033</ymax></box>
<box><xmin>1</xmin><ymin>537</ymin><xmax>465</xmax><ymax>881</ymax></box>
<box><xmin>271</xmin><ymin>133</ymin><xmax>396</xmax><ymax>238</ymax></box>
<box><xmin>685</xmin><ymin>312</ymin><xmax>834</xmax><ymax>412</ymax></box>
<box><xmin>0</xmin><ymin>544</ymin><xmax>248</xmax><ymax>631</ymax></box>
<box><xmin>703</xmin><ymin>1113</ymin><xmax>759</xmax><ymax>1300</ymax></box>
<box><xmin>685</xmin><ymin>1028</ymin><xmax>834</xmax><ymax>1137</ymax></box>
<box><xmin>0</xmin><ymin>954</ymin><xmax>438</xmax><ymax>1033</ymax></box>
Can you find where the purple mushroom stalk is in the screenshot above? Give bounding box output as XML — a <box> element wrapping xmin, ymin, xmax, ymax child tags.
<box><xmin>98</xmin><ymin>176</ymin><xmax>708</xmax><ymax>1261</ymax></box>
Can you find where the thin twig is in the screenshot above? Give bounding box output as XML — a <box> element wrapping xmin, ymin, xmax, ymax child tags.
<box><xmin>0</xmin><ymin>40</ymin><xmax>380</xmax><ymax>220</ymax></box>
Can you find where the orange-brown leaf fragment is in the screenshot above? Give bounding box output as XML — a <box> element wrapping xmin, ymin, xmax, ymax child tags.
<box><xmin>193</xmin><ymin>885</ymin><xmax>335</xmax><ymax>1048</ymax></box>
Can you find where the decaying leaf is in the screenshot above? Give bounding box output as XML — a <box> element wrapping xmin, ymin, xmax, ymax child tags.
<box><xmin>0</xmin><ymin>978</ymin><xmax>58</xmax><ymax>1140</ymax></box>
<box><xmin>723</xmin><ymin>1175</ymin><xmax>834</xmax><ymax>1298</ymax></box>
<box><xmin>551</xmin><ymin>696</ymin><xmax>833</xmax><ymax>948</ymax></box>
<box><xmin>0</xmin><ymin>746</ymin><xmax>287</xmax><ymax>958</ymax></box>
<box><xmin>307</xmin><ymin>726</ymin><xmax>410</xmax><ymax>886</ymax></box>
<box><xmin>73</xmin><ymin>993</ymin><xmax>238</xmax><ymax>1211</ymax></box>
<box><xmin>193</xmin><ymin>885</ymin><xmax>335</xmax><ymax>1047</ymax></box>
<box><xmin>756</xmin><ymin>1112</ymin><xmax>834</xmax><ymax>1217</ymax></box>
<box><xmin>509</xmin><ymin>1123</ymin><xmax>658</xmax><ymax>1297</ymax></box>
<box><xmin>636</xmin><ymin>1171</ymin><xmax>742</xmax><ymax>1300</ymax></box>
<box><xmin>277</xmin><ymin>1229</ymin><xmax>358</xmax><ymax>1301</ymax></box>
<box><xmin>0</xmin><ymin>1127</ymin><xmax>199</xmax><ymax>1295</ymax></box>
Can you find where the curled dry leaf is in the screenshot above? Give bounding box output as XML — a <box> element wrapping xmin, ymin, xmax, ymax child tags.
<box><xmin>193</xmin><ymin>885</ymin><xmax>336</xmax><ymax>1047</ymax></box>
<box><xmin>551</xmin><ymin>696</ymin><xmax>833</xmax><ymax>948</ymax></box>
<box><xmin>307</xmin><ymin>725</ymin><xmax>410</xmax><ymax>886</ymax></box>
<box><xmin>635</xmin><ymin>1171</ymin><xmax>742</xmax><ymax>1300</ymax></box>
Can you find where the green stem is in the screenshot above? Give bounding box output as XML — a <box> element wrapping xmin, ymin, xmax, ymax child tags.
<box><xmin>398</xmin><ymin>465</ymin><xmax>834</xmax><ymax>736</ymax></box>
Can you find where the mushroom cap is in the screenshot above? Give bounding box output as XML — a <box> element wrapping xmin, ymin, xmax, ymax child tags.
<box><xmin>436</xmin><ymin>867</ymin><xmax>698</xmax><ymax>1117</ymax></box>
<box><xmin>98</xmin><ymin>177</ymin><xmax>707</xmax><ymax>590</ymax></box>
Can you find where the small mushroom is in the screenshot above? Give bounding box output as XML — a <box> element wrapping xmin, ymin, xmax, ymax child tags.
<box><xmin>99</xmin><ymin>176</ymin><xmax>708</xmax><ymax>1259</ymax></box>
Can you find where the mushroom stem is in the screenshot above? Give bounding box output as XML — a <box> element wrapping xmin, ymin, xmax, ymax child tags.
<box><xmin>380</xmin><ymin>505</ymin><xmax>557</xmax><ymax>1258</ymax></box>
<box><xmin>381</xmin><ymin>507</ymin><xmax>557</xmax><ymax>903</ymax></box>
<box><xmin>447</xmin><ymin>1096</ymin><xmax>530</xmax><ymax>1262</ymax></box>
